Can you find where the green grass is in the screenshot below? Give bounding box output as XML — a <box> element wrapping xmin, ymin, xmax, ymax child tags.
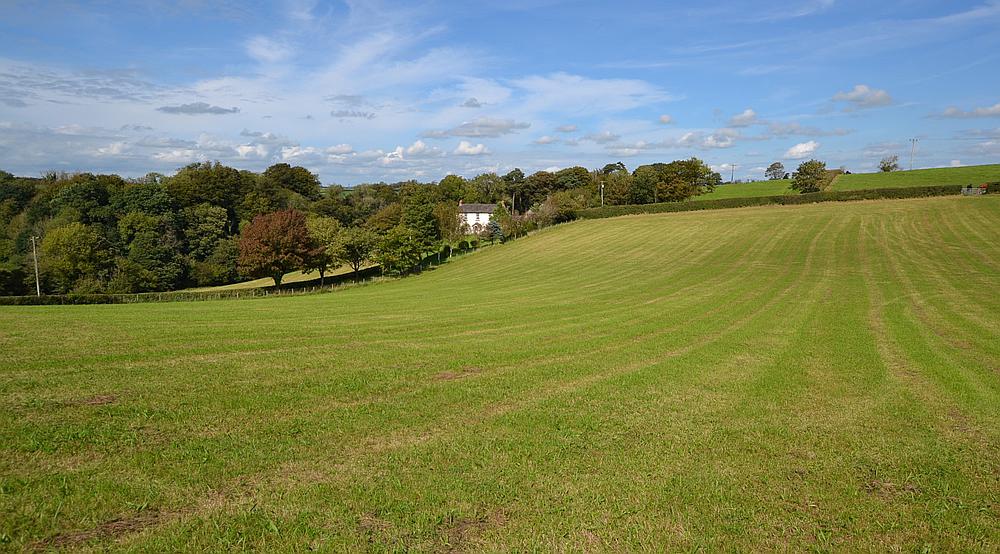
<box><xmin>830</xmin><ymin>164</ymin><xmax>1000</xmax><ymax>191</ymax></box>
<box><xmin>182</xmin><ymin>267</ymin><xmax>356</xmax><ymax>292</ymax></box>
<box><xmin>1</xmin><ymin>196</ymin><xmax>998</xmax><ymax>551</ymax></box>
<box><xmin>696</xmin><ymin>178</ymin><xmax>793</xmax><ymax>199</ymax></box>
<box><xmin>696</xmin><ymin>164</ymin><xmax>1000</xmax><ymax>202</ymax></box>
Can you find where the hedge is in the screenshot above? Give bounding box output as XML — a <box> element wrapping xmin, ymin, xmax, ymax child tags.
<box><xmin>577</xmin><ymin>184</ymin><xmax>995</xmax><ymax>220</ymax></box>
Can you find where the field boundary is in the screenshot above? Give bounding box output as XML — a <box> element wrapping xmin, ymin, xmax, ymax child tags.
<box><xmin>0</xmin><ymin>246</ymin><xmax>488</xmax><ymax>306</ymax></box>
<box><xmin>577</xmin><ymin>183</ymin><xmax>996</xmax><ymax>220</ymax></box>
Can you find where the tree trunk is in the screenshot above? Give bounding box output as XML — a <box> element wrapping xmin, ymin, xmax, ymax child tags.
<box><xmin>273</xmin><ymin>273</ymin><xmax>283</xmax><ymax>287</ymax></box>
<box><xmin>320</xmin><ymin>269</ymin><xmax>325</xmax><ymax>286</ymax></box>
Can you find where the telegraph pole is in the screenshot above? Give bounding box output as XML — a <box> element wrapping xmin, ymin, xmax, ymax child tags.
<box><xmin>600</xmin><ymin>182</ymin><xmax>604</xmax><ymax>206</ymax></box>
<box><xmin>29</xmin><ymin>235</ymin><xmax>41</xmax><ymax>296</ymax></box>
<box><xmin>909</xmin><ymin>138</ymin><xmax>918</xmax><ymax>171</ymax></box>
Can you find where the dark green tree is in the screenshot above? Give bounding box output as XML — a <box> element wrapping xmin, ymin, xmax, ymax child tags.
<box><xmin>333</xmin><ymin>227</ymin><xmax>378</xmax><ymax>281</ymax></box>
<box><xmin>791</xmin><ymin>159</ymin><xmax>827</xmax><ymax>193</ymax></box>
<box><xmin>39</xmin><ymin>222</ymin><xmax>114</xmax><ymax>294</ymax></box>
<box><xmin>374</xmin><ymin>225</ymin><xmax>423</xmax><ymax>275</ymax></box>
<box><xmin>303</xmin><ymin>216</ymin><xmax>341</xmax><ymax>285</ymax></box>
<box><xmin>166</xmin><ymin>162</ymin><xmax>251</xmax><ymax>234</ymax></box>
<box><xmin>261</xmin><ymin>163</ymin><xmax>322</xmax><ymax>200</ymax></box>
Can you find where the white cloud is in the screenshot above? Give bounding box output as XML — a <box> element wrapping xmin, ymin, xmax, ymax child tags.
<box><xmin>583</xmin><ymin>131</ymin><xmax>620</xmax><ymax>144</ymax></box>
<box><xmin>461</xmin><ymin>97</ymin><xmax>483</xmax><ymax>108</ymax></box>
<box><xmin>555</xmin><ymin>124</ymin><xmax>578</xmax><ymax>133</ymax></box>
<box><xmin>326</xmin><ymin>144</ymin><xmax>354</xmax><ymax>155</ymax></box>
<box><xmin>728</xmin><ymin>108</ymin><xmax>758</xmax><ymax>127</ymax></box>
<box><xmin>235</xmin><ymin>143</ymin><xmax>269</xmax><ymax>159</ymax></box>
<box><xmin>833</xmin><ymin>85</ymin><xmax>892</xmax><ymax>110</ymax></box>
<box><xmin>406</xmin><ymin>140</ymin><xmax>428</xmax><ymax>155</ymax></box>
<box><xmin>454</xmin><ymin>141</ymin><xmax>489</xmax><ymax>156</ymax></box>
<box><xmin>784</xmin><ymin>140</ymin><xmax>820</xmax><ymax>159</ymax></box>
<box><xmin>245</xmin><ymin>36</ymin><xmax>294</xmax><ymax>64</ymax></box>
<box><xmin>423</xmin><ymin>117</ymin><xmax>530</xmax><ymax>139</ymax></box>
<box><xmin>533</xmin><ymin>135</ymin><xmax>558</xmax><ymax>145</ymax></box>
<box><xmin>950</xmin><ymin>159</ymin><xmax>962</xmax><ymax>167</ymax></box>
<box><xmin>940</xmin><ymin>102</ymin><xmax>1000</xmax><ymax>119</ymax></box>
<box><xmin>658</xmin><ymin>114</ymin><xmax>674</xmax><ymax>124</ymax></box>
<box><xmin>96</xmin><ymin>141</ymin><xmax>128</xmax><ymax>156</ymax></box>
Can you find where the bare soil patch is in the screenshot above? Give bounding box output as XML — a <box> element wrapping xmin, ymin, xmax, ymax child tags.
<box><xmin>29</xmin><ymin>510</ymin><xmax>162</xmax><ymax>550</ymax></box>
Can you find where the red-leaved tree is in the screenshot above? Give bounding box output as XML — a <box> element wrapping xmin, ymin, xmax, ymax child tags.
<box><xmin>237</xmin><ymin>209</ymin><xmax>316</xmax><ymax>286</ymax></box>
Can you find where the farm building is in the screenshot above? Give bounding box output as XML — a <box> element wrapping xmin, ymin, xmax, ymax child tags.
<box><xmin>458</xmin><ymin>201</ymin><xmax>496</xmax><ymax>232</ymax></box>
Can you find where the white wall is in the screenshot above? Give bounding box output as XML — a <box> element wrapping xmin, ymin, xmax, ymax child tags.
<box><xmin>461</xmin><ymin>211</ymin><xmax>492</xmax><ymax>231</ymax></box>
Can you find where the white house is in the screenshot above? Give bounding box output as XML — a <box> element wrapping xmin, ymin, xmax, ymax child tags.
<box><xmin>458</xmin><ymin>202</ymin><xmax>496</xmax><ymax>233</ymax></box>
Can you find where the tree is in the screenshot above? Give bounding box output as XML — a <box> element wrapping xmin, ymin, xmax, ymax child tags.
<box><xmin>39</xmin><ymin>222</ymin><xmax>114</xmax><ymax>294</ymax></box>
<box><xmin>554</xmin><ymin>166</ymin><xmax>591</xmax><ymax>191</ymax></box>
<box><xmin>183</xmin><ymin>204</ymin><xmax>229</xmax><ymax>260</ymax></box>
<box><xmin>522</xmin><ymin>171</ymin><xmax>557</xmax><ymax>209</ymax></box>
<box><xmin>632</xmin><ymin>158</ymin><xmax>721</xmax><ymax>203</ymax></box>
<box><xmin>116</xmin><ymin>211</ymin><xmax>185</xmax><ymax>292</ymax></box>
<box><xmin>261</xmin><ymin>163</ymin><xmax>322</xmax><ymax>200</ymax></box>
<box><xmin>237</xmin><ymin>209</ymin><xmax>316</xmax><ymax>286</ymax></box>
<box><xmin>791</xmin><ymin>159</ymin><xmax>828</xmax><ymax>193</ymax></box>
<box><xmin>601</xmin><ymin>170</ymin><xmax>633</xmax><ymax>205</ymax></box>
<box><xmin>535</xmin><ymin>190</ymin><xmax>588</xmax><ymax>226</ymax></box>
<box><xmin>600</xmin><ymin>162</ymin><xmax>628</xmax><ymax>174</ymax></box>
<box><xmin>437</xmin><ymin>174</ymin><xmax>468</xmax><ymax>202</ymax></box>
<box><xmin>879</xmin><ymin>154</ymin><xmax>900</xmax><ymax>173</ymax></box>
<box><xmin>50</xmin><ymin>173</ymin><xmax>123</xmax><ymax>227</ymax></box>
<box><xmin>399</xmin><ymin>183</ymin><xmax>441</xmax><ymax>252</ymax></box>
<box><xmin>373</xmin><ymin>225</ymin><xmax>423</xmax><ymax>276</ymax></box>
<box><xmin>433</xmin><ymin>202</ymin><xmax>463</xmax><ymax>249</ymax></box>
<box><xmin>765</xmin><ymin>162</ymin><xmax>786</xmax><ymax>181</ymax></box>
<box><xmin>189</xmin><ymin>238</ymin><xmax>238</xmax><ymax>287</ymax></box>
<box><xmin>332</xmin><ymin>227</ymin><xmax>377</xmax><ymax>281</ymax></box>
<box><xmin>303</xmin><ymin>216</ymin><xmax>341</xmax><ymax>285</ymax></box>
<box><xmin>468</xmin><ymin>173</ymin><xmax>506</xmax><ymax>203</ymax></box>
<box><xmin>166</xmin><ymin>162</ymin><xmax>251</xmax><ymax>234</ymax></box>
<box><xmin>366</xmin><ymin>202</ymin><xmax>402</xmax><ymax>233</ymax></box>
<box><xmin>501</xmin><ymin>169</ymin><xmax>525</xmax><ymax>211</ymax></box>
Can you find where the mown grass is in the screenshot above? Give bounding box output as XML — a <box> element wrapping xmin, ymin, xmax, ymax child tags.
<box><xmin>831</xmin><ymin>164</ymin><xmax>1000</xmax><ymax>190</ymax></box>
<box><xmin>1</xmin><ymin>196</ymin><xmax>998</xmax><ymax>551</ymax></box>
<box><xmin>696</xmin><ymin>179</ymin><xmax>793</xmax><ymax>199</ymax></box>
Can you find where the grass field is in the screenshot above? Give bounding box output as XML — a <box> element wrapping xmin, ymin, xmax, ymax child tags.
<box><xmin>696</xmin><ymin>178</ymin><xmax>793</xmax><ymax>199</ymax></box>
<box><xmin>697</xmin><ymin>164</ymin><xmax>1000</xmax><ymax>202</ymax></box>
<box><xmin>830</xmin><ymin>164</ymin><xmax>1000</xmax><ymax>191</ymax></box>
<box><xmin>1</xmin><ymin>196</ymin><xmax>998</xmax><ymax>551</ymax></box>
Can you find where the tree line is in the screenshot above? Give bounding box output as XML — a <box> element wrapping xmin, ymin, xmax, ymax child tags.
<box><xmin>0</xmin><ymin>157</ymin><xmax>744</xmax><ymax>295</ymax></box>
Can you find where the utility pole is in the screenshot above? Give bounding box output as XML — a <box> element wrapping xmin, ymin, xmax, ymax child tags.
<box><xmin>909</xmin><ymin>138</ymin><xmax>918</xmax><ymax>171</ymax></box>
<box><xmin>730</xmin><ymin>163</ymin><xmax>736</xmax><ymax>183</ymax></box>
<box><xmin>600</xmin><ymin>182</ymin><xmax>604</xmax><ymax>206</ymax></box>
<box><xmin>29</xmin><ymin>235</ymin><xmax>41</xmax><ymax>296</ymax></box>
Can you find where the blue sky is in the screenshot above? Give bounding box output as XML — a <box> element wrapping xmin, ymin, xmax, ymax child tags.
<box><xmin>1</xmin><ymin>0</ymin><xmax>998</xmax><ymax>184</ymax></box>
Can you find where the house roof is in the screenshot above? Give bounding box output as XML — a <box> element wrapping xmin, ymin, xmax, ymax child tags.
<box><xmin>458</xmin><ymin>203</ymin><xmax>496</xmax><ymax>214</ymax></box>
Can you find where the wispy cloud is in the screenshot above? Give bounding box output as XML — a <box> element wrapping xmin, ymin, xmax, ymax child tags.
<box><xmin>937</xmin><ymin>102</ymin><xmax>1000</xmax><ymax>119</ymax></box>
<box><xmin>157</xmin><ymin>102</ymin><xmax>240</xmax><ymax>115</ymax></box>
<box><xmin>832</xmin><ymin>85</ymin><xmax>892</xmax><ymax>110</ymax></box>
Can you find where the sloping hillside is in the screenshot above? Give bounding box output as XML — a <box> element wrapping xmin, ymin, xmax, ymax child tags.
<box><xmin>831</xmin><ymin>164</ymin><xmax>1000</xmax><ymax>190</ymax></box>
<box><xmin>1</xmin><ymin>196</ymin><xmax>998</xmax><ymax>551</ymax></box>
